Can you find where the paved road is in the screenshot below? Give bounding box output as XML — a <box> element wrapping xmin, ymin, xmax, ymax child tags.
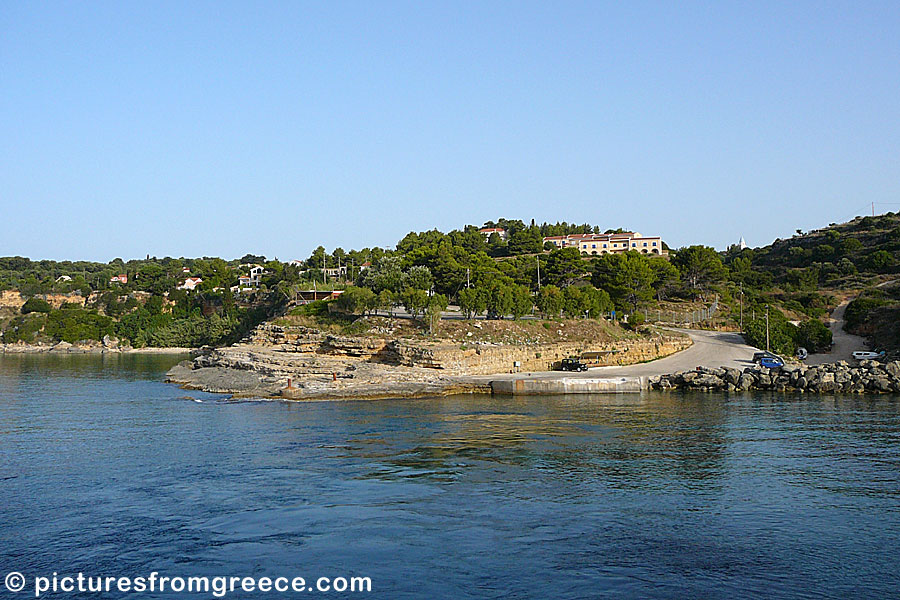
<box><xmin>805</xmin><ymin>300</ymin><xmax>868</xmax><ymax>365</ymax></box>
<box><xmin>468</xmin><ymin>328</ymin><xmax>761</xmax><ymax>382</ymax></box>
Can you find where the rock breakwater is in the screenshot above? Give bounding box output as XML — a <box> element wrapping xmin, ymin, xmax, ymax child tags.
<box><xmin>650</xmin><ymin>359</ymin><xmax>900</xmax><ymax>393</ymax></box>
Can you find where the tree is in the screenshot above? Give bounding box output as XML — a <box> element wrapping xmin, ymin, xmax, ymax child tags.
<box><xmin>335</xmin><ymin>286</ymin><xmax>376</xmax><ymax>315</ymax></box>
<box><xmin>592</xmin><ymin>252</ymin><xmax>655</xmax><ymax>312</ymax></box>
<box><xmin>510</xmin><ymin>285</ymin><xmax>534</xmax><ymax>319</ymax></box>
<box><xmin>544</xmin><ymin>248</ymin><xmax>586</xmax><ymax>288</ymax></box>
<box><xmin>358</xmin><ymin>257</ymin><xmax>404</xmax><ymax>293</ymax></box>
<box><xmin>507</xmin><ymin>228</ymin><xmax>542</xmax><ymax>255</ymax></box>
<box><xmin>671</xmin><ymin>246</ymin><xmax>726</xmax><ymax>299</ymax></box>
<box><xmin>377</xmin><ymin>290</ymin><xmax>396</xmax><ymax>316</ymax></box>
<box><xmin>401</xmin><ymin>265</ymin><xmax>433</xmax><ymax>292</ymax></box>
<box><xmin>458</xmin><ymin>287</ymin><xmax>487</xmax><ymax>319</ymax></box>
<box><xmin>649</xmin><ymin>258</ymin><xmax>679</xmax><ymax>302</ymax></box>
<box><xmin>400</xmin><ymin>287</ymin><xmax>429</xmax><ymax>319</ymax></box>
<box><xmin>536</xmin><ymin>285</ymin><xmax>562</xmax><ymax>318</ymax></box>
<box><xmin>425</xmin><ymin>294</ymin><xmax>448</xmax><ymax>334</ymax></box>
<box><xmin>485</xmin><ymin>282</ymin><xmax>514</xmax><ymax>318</ymax></box>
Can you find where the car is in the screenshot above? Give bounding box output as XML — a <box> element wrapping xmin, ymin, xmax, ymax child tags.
<box><xmin>752</xmin><ymin>351</ymin><xmax>782</xmax><ymax>364</ymax></box>
<box><xmin>558</xmin><ymin>358</ymin><xmax>588</xmax><ymax>372</ymax></box>
<box><xmin>852</xmin><ymin>351</ymin><xmax>885</xmax><ymax>360</ymax></box>
<box><xmin>759</xmin><ymin>356</ymin><xmax>785</xmax><ymax>369</ymax></box>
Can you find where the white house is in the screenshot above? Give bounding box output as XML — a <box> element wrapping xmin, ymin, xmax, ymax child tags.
<box><xmin>478</xmin><ymin>227</ymin><xmax>509</xmax><ymax>241</ymax></box>
<box><xmin>177</xmin><ymin>277</ymin><xmax>203</xmax><ymax>291</ymax></box>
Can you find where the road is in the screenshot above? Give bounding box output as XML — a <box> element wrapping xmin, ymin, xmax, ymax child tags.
<box><xmin>805</xmin><ymin>300</ymin><xmax>868</xmax><ymax>365</ymax></box>
<box><xmin>468</xmin><ymin>328</ymin><xmax>761</xmax><ymax>383</ymax></box>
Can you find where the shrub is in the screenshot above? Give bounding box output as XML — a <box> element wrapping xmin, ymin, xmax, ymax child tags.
<box><xmin>796</xmin><ymin>319</ymin><xmax>833</xmax><ymax>353</ymax></box>
<box><xmin>21</xmin><ymin>297</ymin><xmax>52</xmax><ymax>314</ymax></box>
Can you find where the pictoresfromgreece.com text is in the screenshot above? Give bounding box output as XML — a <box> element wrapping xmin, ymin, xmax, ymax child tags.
<box><xmin>3</xmin><ymin>571</ymin><xmax>372</xmax><ymax>597</ymax></box>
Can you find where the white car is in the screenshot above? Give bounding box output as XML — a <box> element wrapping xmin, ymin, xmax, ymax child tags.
<box><xmin>852</xmin><ymin>351</ymin><xmax>884</xmax><ymax>360</ymax></box>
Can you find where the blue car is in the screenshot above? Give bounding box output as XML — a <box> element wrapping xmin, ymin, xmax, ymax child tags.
<box><xmin>759</xmin><ymin>356</ymin><xmax>784</xmax><ymax>369</ymax></box>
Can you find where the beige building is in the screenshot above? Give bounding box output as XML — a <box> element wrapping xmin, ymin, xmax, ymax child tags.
<box><xmin>543</xmin><ymin>232</ymin><xmax>666</xmax><ymax>256</ymax></box>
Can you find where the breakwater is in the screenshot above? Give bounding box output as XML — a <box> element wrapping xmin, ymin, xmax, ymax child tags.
<box><xmin>650</xmin><ymin>359</ymin><xmax>900</xmax><ymax>393</ymax></box>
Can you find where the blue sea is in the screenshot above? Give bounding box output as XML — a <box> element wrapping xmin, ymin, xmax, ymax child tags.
<box><xmin>1</xmin><ymin>354</ymin><xmax>899</xmax><ymax>599</ymax></box>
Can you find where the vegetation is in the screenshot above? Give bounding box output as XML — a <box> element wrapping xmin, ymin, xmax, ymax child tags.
<box><xmin>4</xmin><ymin>212</ymin><xmax>898</xmax><ymax>352</ymax></box>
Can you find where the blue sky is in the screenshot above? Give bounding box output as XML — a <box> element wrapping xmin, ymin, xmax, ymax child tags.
<box><xmin>2</xmin><ymin>1</ymin><xmax>898</xmax><ymax>261</ymax></box>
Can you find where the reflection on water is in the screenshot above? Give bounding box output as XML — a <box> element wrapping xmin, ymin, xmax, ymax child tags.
<box><xmin>1</xmin><ymin>355</ymin><xmax>900</xmax><ymax>599</ymax></box>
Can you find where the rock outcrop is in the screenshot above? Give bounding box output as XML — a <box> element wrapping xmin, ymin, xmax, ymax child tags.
<box><xmin>166</xmin><ymin>321</ymin><xmax>691</xmax><ymax>400</ymax></box>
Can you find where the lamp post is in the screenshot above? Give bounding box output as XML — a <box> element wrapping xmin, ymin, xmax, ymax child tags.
<box><xmin>765</xmin><ymin>304</ymin><xmax>770</xmax><ymax>352</ymax></box>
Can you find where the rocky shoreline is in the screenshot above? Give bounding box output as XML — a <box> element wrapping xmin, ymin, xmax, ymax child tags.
<box><xmin>650</xmin><ymin>359</ymin><xmax>900</xmax><ymax>394</ymax></box>
<box><xmin>1</xmin><ymin>339</ymin><xmax>194</xmax><ymax>355</ymax></box>
<box><xmin>165</xmin><ymin>322</ymin><xmax>690</xmax><ymax>400</ymax></box>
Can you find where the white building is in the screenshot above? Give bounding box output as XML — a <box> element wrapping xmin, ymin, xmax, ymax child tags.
<box><xmin>478</xmin><ymin>227</ymin><xmax>509</xmax><ymax>241</ymax></box>
<box><xmin>177</xmin><ymin>277</ymin><xmax>203</xmax><ymax>291</ymax></box>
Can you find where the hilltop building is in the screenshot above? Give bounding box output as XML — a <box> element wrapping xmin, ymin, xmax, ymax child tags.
<box><xmin>542</xmin><ymin>232</ymin><xmax>666</xmax><ymax>256</ymax></box>
<box><xmin>478</xmin><ymin>227</ymin><xmax>508</xmax><ymax>241</ymax></box>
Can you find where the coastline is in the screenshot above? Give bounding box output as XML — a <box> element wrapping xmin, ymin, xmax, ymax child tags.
<box><xmin>1</xmin><ymin>343</ymin><xmax>195</xmax><ymax>355</ymax></box>
<box><xmin>163</xmin><ymin>328</ymin><xmax>697</xmax><ymax>401</ymax></box>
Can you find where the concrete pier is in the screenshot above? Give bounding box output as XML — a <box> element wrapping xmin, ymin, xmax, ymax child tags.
<box><xmin>490</xmin><ymin>376</ymin><xmax>647</xmax><ymax>395</ymax></box>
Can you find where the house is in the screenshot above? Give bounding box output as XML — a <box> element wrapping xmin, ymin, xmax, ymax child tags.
<box><xmin>56</xmin><ymin>275</ymin><xmax>72</xmax><ymax>282</ymax></box>
<box><xmin>359</xmin><ymin>261</ymin><xmax>372</xmax><ymax>271</ymax></box>
<box><xmin>237</xmin><ymin>264</ymin><xmax>266</xmax><ymax>289</ymax></box>
<box><xmin>177</xmin><ymin>277</ymin><xmax>203</xmax><ymax>291</ymax></box>
<box><xmin>479</xmin><ymin>227</ymin><xmax>508</xmax><ymax>241</ymax></box>
<box><xmin>323</xmin><ymin>266</ymin><xmax>347</xmax><ymax>278</ymax></box>
<box><xmin>542</xmin><ymin>232</ymin><xmax>667</xmax><ymax>256</ymax></box>
<box><xmin>110</xmin><ymin>274</ymin><xmax>128</xmax><ymax>284</ymax></box>
<box><xmin>288</xmin><ymin>260</ymin><xmax>305</xmax><ymax>267</ymax></box>
<box><xmin>181</xmin><ymin>266</ymin><xmax>191</xmax><ymax>274</ymax></box>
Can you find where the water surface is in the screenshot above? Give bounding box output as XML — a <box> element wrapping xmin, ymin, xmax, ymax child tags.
<box><xmin>1</xmin><ymin>354</ymin><xmax>899</xmax><ymax>598</ymax></box>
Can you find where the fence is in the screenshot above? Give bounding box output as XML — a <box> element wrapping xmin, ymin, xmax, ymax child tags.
<box><xmin>646</xmin><ymin>298</ymin><xmax>719</xmax><ymax>326</ymax></box>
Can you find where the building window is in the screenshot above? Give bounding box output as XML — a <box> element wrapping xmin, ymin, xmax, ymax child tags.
<box><xmin>652</xmin><ymin>242</ymin><xmax>657</xmax><ymax>246</ymax></box>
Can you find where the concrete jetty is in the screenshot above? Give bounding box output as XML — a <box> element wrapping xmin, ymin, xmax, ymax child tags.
<box><xmin>490</xmin><ymin>376</ymin><xmax>647</xmax><ymax>395</ymax></box>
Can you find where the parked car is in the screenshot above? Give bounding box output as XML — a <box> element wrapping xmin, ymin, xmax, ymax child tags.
<box><xmin>759</xmin><ymin>356</ymin><xmax>785</xmax><ymax>369</ymax></box>
<box><xmin>752</xmin><ymin>351</ymin><xmax>783</xmax><ymax>364</ymax></box>
<box><xmin>852</xmin><ymin>351</ymin><xmax>885</xmax><ymax>360</ymax></box>
<box><xmin>558</xmin><ymin>358</ymin><xmax>588</xmax><ymax>372</ymax></box>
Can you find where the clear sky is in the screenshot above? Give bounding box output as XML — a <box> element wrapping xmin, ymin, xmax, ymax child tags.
<box><xmin>2</xmin><ymin>1</ymin><xmax>898</xmax><ymax>262</ymax></box>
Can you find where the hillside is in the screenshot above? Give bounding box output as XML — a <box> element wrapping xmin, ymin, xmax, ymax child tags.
<box><xmin>724</xmin><ymin>212</ymin><xmax>900</xmax><ymax>355</ymax></box>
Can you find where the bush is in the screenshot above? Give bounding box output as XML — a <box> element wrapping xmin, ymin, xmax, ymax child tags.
<box><xmin>796</xmin><ymin>319</ymin><xmax>833</xmax><ymax>353</ymax></box>
<box><xmin>21</xmin><ymin>297</ymin><xmax>52</xmax><ymax>314</ymax></box>
<box><xmin>844</xmin><ymin>296</ymin><xmax>890</xmax><ymax>330</ymax></box>
<box><xmin>627</xmin><ymin>312</ymin><xmax>646</xmax><ymax>330</ymax></box>
<box><xmin>290</xmin><ymin>300</ymin><xmax>329</xmax><ymax>317</ymax></box>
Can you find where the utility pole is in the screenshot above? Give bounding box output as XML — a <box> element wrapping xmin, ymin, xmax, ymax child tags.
<box><xmin>536</xmin><ymin>256</ymin><xmax>541</xmax><ymax>290</ymax></box>
<box><xmin>466</xmin><ymin>268</ymin><xmax>470</xmax><ymax>289</ymax></box>
<box><xmin>739</xmin><ymin>282</ymin><xmax>744</xmax><ymax>330</ymax></box>
<box><xmin>872</xmin><ymin>202</ymin><xmax>876</xmax><ymax>217</ymax></box>
<box><xmin>765</xmin><ymin>304</ymin><xmax>770</xmax><ymax>352</ymax></box>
